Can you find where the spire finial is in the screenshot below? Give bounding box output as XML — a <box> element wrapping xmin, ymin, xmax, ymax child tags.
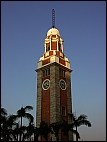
<box><xmin>52</xmin><ymin>9</ymin><xmax>55</xmax><ymax>28</ymax></box>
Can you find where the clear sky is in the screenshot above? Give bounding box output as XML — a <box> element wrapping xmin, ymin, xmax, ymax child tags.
<box><xmin>1</xmin><ymin>1</ymin><xmax>106</xmax><ymax>141</ymax></box>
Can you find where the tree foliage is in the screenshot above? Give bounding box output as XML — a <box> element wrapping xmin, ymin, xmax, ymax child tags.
<box><xmin>1</xmin><ymin>106</ymin><xmax>91</xmax><ymax>141</ymax></box>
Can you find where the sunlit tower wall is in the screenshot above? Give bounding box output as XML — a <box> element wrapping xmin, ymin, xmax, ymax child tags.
<box><xmin>36</xmin><ymin>9</ymin><xmax>73</xmax><ymax>141</ymax></box>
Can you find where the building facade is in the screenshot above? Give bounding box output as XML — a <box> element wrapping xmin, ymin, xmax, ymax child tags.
<box><xmin>36</xmin><ymin>26</ymin><xmax>73</xmax><ymax>141</ymax></box>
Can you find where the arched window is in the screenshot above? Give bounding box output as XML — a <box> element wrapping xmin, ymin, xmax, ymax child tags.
<box><xmin>58</xmin><ymin>43</ymin><xmax>62</xmax><ymax>52</ymax></box>
<box><xmin>46</xmin><ymin>46</ymin><xmax>50</xmax><ymax>52</ymax></box>
<box><xmin>59</xmin><ymin>68</ymin><xmax>65</xmax><ymax>77</ymax></box>
<box><xmin>43</xmin><ymin>68</ymin><xmax>50</xmax><ymax>77</ymax></box>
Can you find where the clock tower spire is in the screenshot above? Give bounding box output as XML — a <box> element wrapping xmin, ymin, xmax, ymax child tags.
<box><xmin>36</xmin><ymin>9</ymin><xmax>73</xmax><ymax>141</ymax></box>
<box><xmin>52</xmin><ymin>9</ymin><xmax>55</xmax><ymax>28</ymax></box>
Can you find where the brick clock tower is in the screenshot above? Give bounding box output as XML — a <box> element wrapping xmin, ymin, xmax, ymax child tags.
<box><xmin>36</xmin><ymin>10</ymin><xmax>73</xmax><ymax>141</ymax></box>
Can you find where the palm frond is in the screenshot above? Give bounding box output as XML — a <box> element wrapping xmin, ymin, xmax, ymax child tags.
<box><xmin>78</xmin><ymin>120</ymin><xmax>91</xmax><ymax>127</ymax></box>
<box><xmin>69</xmin><ymin>123</ymin><xmax>75</xmax><ymax>128</ymax></box>
<box><xmin>6</xmin><ymin>115</ymin><xmax>17</xmax><ymax>127</ymax></box>
<box><xmin>17</xmin><ymin>108</ymin><xmax>25</xmax><ymax>117</ymax></box>
<box><xmin>1</xmin><ymin>107</ymin><xmax>7</xmax><ymax>116</ymax></box>
<box><xmin>25</xmin><ymin>113</ymin><xmax>34</xmax><ymax>123</ymax></box>
<box><xmin>24</xmin><ymin>105</ymin><xmax>33</xmax><ymax>111</ymax></box>
<box><xmin>78</xmin><ymin>114</ymin><xmax>87</xmax><ymax>120</ymax></box>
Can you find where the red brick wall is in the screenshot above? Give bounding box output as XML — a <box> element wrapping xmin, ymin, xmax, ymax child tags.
<box><xmin>49</xmin><ymin>51</ymin><xmax>53</xmax><ymax>56</ymax></box>
<box><xmin>59</xmin><ymin>58</ymin><xmax>66</xmax><ymax>66</ymax></box>
<box><xmin>41</xmin><ymin>77</ymin><xmax>50</xmax><ymax>125</ymax></box>
<box><xmin>52</xmin><ymin>35</ymin><xmax>56</xmax><ymax>38</ymax></box>
<box><xmin>56</xmin><ymin>51</ymin><xmax>60</xmax><ymax>57</ymax></box>
<box><xmin>60</xmin><ymin>77</ymin><xmax>68</xmax><ymax>141</ymax></box>
<box><xmin>42</xmin><ymin>58</ymin><xmax>50</xmax><ymax>65</ymax></box>
<box><xmin>51</xmin><ymin>42</ymin><xmax>57</xmax><ymax>50</ymax></box>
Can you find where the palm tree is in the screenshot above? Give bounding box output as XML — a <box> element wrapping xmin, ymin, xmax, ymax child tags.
<box><xmin>61</xmin><ymin>119</ymin><xmax>80</xmax><ymax>141</ymax></box>
<box><xmin>13</xmin><ymin>122</ymin><xmax>27</xmax><ymax>141</ymax></box>
<box><xmin>16</xmin><ymin>105</ymin><xmax>33</xmax><ymax>127</ymax></box>
<box><xmin>69</xmin><ymin>112</ymin><xmax>91</xmax><ymax>141</ymax></box>
<box><xmin>34</xmin><ymin>127</ymin><xmax>40</xmax><ymax>141</ymax></box>
<box><xmin>20</xmin><ymin>125</ymin><xmax>28</xmax><ymax>141</ymax></box>
<box><xmin>39</xmin><ymin>121</ymin><xmax>50</xmax><ymax>141</ymax></box>
<box><xmin>15</xmin><ymin>105</ymin><xmax>34</xmax><ymax>141</ymax></box>
<box><xmin>50</xmin><ymin>122</ymin><xmax>62</xmax><ymax>141</ymax></box>
<box><xmin>1</xmin><ymin>106</ymin><xmax>34</xmax><ymax>141</ymax></box>
<box><xmin>1</xmin><ymin>108</ymin><xmax>7</xmax><ymax>140</ymax></box>
<box><xmin>1</xmin><ymin>107</ymin><xmax>7</xmax><ymax>117</ymax></box>
<box><xmin>1</xmin><ymin>107</ymin><xmax>7</xmax><ymax>133</ymax></box>
<box><xmin>1</xmin><ymin>107</ymin><xmax>18</xmax><ymax>141</ymax></box>
<box><xmin>13</xmin><ymin>122</ymin><xmax>20</xmax><ymax>141</ymax></box>
<box><xmin>1</xmin><ymin>114</ymin><xmax>17</xmax><ymax>141</ymax></box>
<box><xmin>23</xmin><ymin>122</ymin><xmax>35</xmax><ymax>141</ymax></box>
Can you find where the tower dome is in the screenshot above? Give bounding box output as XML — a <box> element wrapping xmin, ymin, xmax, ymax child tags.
<box><xmin>47</xmin><ymin>27</ymin><xmax>60</xmax><ymax>36</ymax></box>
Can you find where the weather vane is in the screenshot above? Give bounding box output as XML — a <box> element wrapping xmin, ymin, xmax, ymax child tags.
<box><xmin>52</xmin><ymin>9</ymin><xmax>55</xmax><ymax>28</ymax></box>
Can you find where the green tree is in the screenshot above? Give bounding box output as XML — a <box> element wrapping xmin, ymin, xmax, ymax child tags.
<box><xmin>13</xmin><ymin>122</ymin><xmax>27</xmax><ymax>141</ymax></box>
<box><xmin>69</xmin><ymin>113</ymin><xmax>91</xmax><ymax>141</ymax></box>
<box><xmin>1</xmin><ymin>113</ymin><xmax>17</xmax><ymax>141</ymax></box>
<box><xmin>1</xmin><ymin>107</ymin><xmax>7</xmax><ymax>141</ymax></box>
<box><xmin>13</xmin><ymin>122</ymin><xmax>20</xmax><ymax>141</ymax></box>
<box><xmin>15</xmin><ymin>105</ymin><xmax>34</xmax><ymax>141</ymax></box>
<box><xmin>39</xmin><ymin>121</ymin><xmax>50</xmax><ymax>141</ymax></box>
<box><xmin>1</xmin><ymin>107</ymin><xmax>7</xmax><ymax>117</ymax></box>
<box><xmin>23</xmin><ymin>122</ymin><xmax>35</xmax><ymax>141</ymax></box>
<box><xmin>1</xmin><ymin>107</ymin><xmax>7</xmax><ymax>131</ymax></box>
<box><xmin>34</xmin><ymin>127</ymin><xmax>40</xmax><ymax>141</ymax></box>
<box><xmin>61</xmin><ymin>119</ymin><xmax>80</xmax><ymax>141</ymax></box>
<box><xmin>50</xmin><ymin>122</ymin><xmax>62</xmax><ymax>141</ymax></box>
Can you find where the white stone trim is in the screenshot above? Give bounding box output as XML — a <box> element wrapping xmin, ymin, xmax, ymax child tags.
<box><xmin>60</xmin><ymin>52</ymin><xmax>63</xmax><ymax>57</ymax></box>
<box><xmin>50</xmin><ymin>56</ymin><xmax>59</xmax><ymax>64</ymax></box>
<box><xmin>45</xmin><ymin>51</ymin><xmax>49</xmax><ymax>57</ymax></box>
<box><xmin>38</xmin><ymin>61</ymin><xmax>42</xmax><ymax>69</ymax></box>
<box><xmin>50</xmin><ymin>36</ymin><xmax>51</xmax><ymax>50</ymax></box>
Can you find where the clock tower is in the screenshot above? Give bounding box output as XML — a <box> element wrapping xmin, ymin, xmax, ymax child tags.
<box><xmin>36</xmin><ymin>9</ymin><xmax>73</xmax><ymax>141</ymax></box>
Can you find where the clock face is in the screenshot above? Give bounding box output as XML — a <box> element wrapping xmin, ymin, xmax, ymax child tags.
<box><xmin>42</xmin><ymin>79</ymin><xmax>50</xmax><ymax>90</ymax></box>
<box><xmin>59</xmin><ymin>79</ymin><xmax>66</xmax><ymax>90</ymax></box>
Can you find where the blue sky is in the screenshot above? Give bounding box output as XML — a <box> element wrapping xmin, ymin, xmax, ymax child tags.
<box><xmin>1</xmin><ymin>1</ymin><xmax>106</xmax><ymax>141</ymax></box>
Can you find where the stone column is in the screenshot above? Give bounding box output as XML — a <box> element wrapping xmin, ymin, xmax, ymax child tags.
<box><xmin>50</xmin><ymin>36</ymin><xmax>52</xmax><ymax>50</ymax></box>
<box><xmin>36</xmin><ymin>69</ymin><xmax>42</xmax><ymax>128</ymax></box>
<box><xmin>50</xmin><ymin>64</ymin><xmax>60</xmax><ymax>124</ymax></box>
<box><xmin>66</xmin><ymin>70</ymin><xmax>73</xmax><ymax>141</ymax></box>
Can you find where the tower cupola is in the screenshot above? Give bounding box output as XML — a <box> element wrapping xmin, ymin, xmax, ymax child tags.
<box><xmin>37</xmin><ymin>9</ymin><xmax>70</xmax><ymax>70</ymax></box>
<box><xmin>47</xmin><ymin>27</ymin><xmax>60</xmax><ymax>36</ymax></box>
<box><xmin>44</xmin><ymin>27</ymin><xmax>64</xmax><ymax>53</ymax></box>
